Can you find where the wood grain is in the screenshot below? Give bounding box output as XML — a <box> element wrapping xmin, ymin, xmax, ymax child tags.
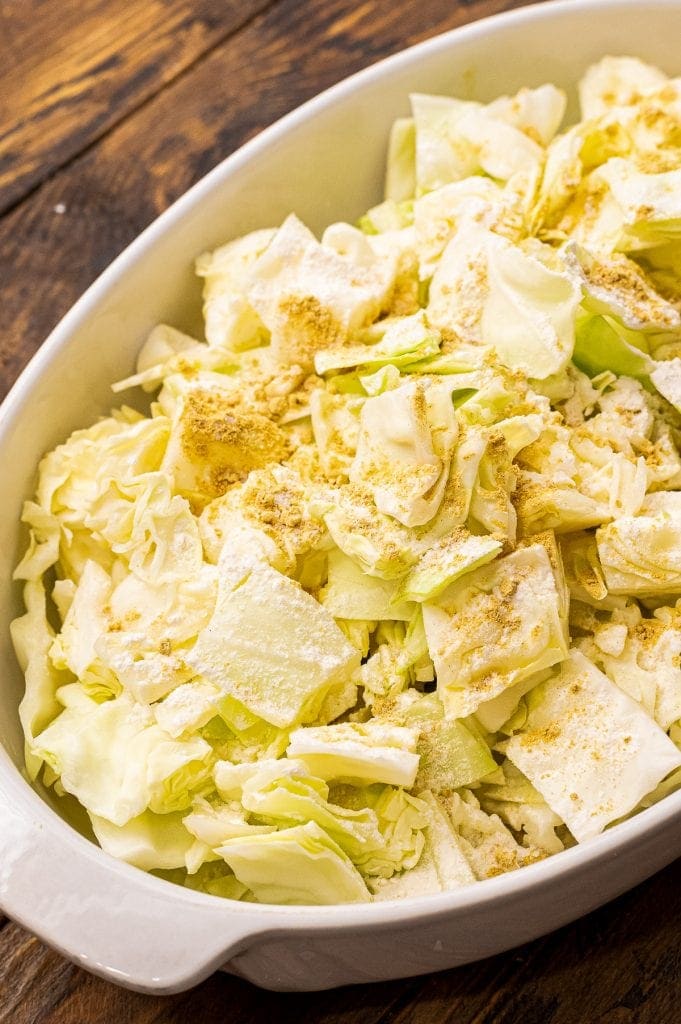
<box><xmin>0</xmin><ymin>0</ymin><xmax>535</xmax><ymax>401</ymax></box>
<box><xmin>0</xmin><ymin>0</ymin><xmax>276</xmax><ymax>214</ymax></box>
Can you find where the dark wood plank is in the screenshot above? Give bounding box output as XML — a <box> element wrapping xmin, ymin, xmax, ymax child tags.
<box><xmin>0</xmin><ymin>922</ymin><xmax>80</xmax><ymax>1024</ymax></box>
<box><xmin>0</xmin><ymin>0</ymin><xmax>535</xmax><ymax>401</ymax></box>
<box><xmin>0</xmin><ymin>0</ymin><xmax>277</xmax><ymax>214</ymax></box>
<box><xmin>386</xmin><ymin>861</ymin><xmax>681</xmax><ymax>1024</ymax></box>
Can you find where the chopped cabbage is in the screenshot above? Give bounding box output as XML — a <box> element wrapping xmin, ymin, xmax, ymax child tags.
<box><xmin>597</xmin><ymin>492</ymin><xmax>681</xmax><ymax>593</ymax></box>
<box><xmin>32</xmin><ymin>689</ymin><xmax>212</xmax><ymax>826</ymax></box>
<box><xmin>428</xmin><ymin>225</ymin><xmax>581</xmax><ymax>379</ymax></box>
<box><xmin>423</xmin><ymin>544</ymin><xmax>568</xmax><ymax>716</ymax></box>
<box><xmin>217</xmin><ymin>821</ymin><xmax>371</xmax><ymax>904</ymax></box>
<box><xmin>188</xmin><ymin>548</ymin><xmax>359</xmax><ymax>727</ymax></box>
<box><xmin>506</xmin><ymin>650</ymin><xmax>681</xmax><ymax>841</ymax></box>
<box><xmin>287</xmin><ymin>722</ymin><xmax>420</xmax><ymax>788</ymax></box>
<box><xmin>14</xmin><ymin>54</ymin><xmax>681</xmax><ymax>908</ymax></box>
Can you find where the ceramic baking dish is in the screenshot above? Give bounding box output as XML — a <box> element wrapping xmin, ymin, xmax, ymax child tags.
<box><xmin>2</xmin><ymin>0</ymin><xmax>681</xmax><ymax>995</ymax></box>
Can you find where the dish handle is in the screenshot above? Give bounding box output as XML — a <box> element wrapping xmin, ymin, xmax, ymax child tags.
<box><xmin>0</xmin><ymin>773</ymin><xmax>277</xmax><ymax>993</ymax></box>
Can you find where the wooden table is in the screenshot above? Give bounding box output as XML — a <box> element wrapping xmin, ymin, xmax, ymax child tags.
<box><xmin>1</xmin><ymin>0</ymin><xmax>681</xmax><ymax>1019</ymax></box>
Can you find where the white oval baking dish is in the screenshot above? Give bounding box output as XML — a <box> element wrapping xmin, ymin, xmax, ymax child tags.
<box><xmin>2</xmin><ymin>0</ymin><xmax>681</xmax><ymax>995</ymax></box>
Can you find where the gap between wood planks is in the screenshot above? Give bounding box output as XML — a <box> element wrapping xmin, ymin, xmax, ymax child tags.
<box><xmin>0</xmin><ymin>0</ymin><xmax>284</xmax><ymax>220</ymax></box>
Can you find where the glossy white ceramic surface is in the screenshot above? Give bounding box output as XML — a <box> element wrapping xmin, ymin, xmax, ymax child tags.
<box><xmin>2</xmin><ymin>0</ymin><xmax>681</xmax><ymax>994</ymax></box>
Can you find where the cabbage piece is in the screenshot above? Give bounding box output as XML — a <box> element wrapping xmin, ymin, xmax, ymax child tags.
<box><xmin>468</xmin><ymin>432</ymin><xmax>517</xmax><ymax>543</ymax></box>
<box><xmin>578</xmin><ymin>56</ymin><xmax>668</xmax><ymax>120</ymax></box>
<box><xmin>515</xmin><ymin>413</ymin><xmax>648</xmax><ymax>536</ymax></box>
<box><xmin>13</xmin><ymin>502</ymin><xmax>61</xmax><ymax>581</ymax></box>
<box><xmin>594</xmin><ymin>158</ymin><xmax>681</xmax><ymax>251</ymax></box>
<box><xmin>309</xmin><ymin>390</ymin><xmax>364</xmax><ymax>479</ymax></box>
<box><xmin>209</xmin><ymin>707</ymin><xmax>289</xmax><ymax>767</ymax></box>
<box><xmin>370</xmin><ymin>840</ymin><xmax>440</xmax><ymax>899</ymax></box>
<box><xmin>442</xmin><ymin>789</ymin><xmax>541</xmax><ymax>879</ymax></box>
<box><xmin>454</xmin><ymin>364</ymin><xmax>550</xmax><ymax>430</ymax></box>
<box><xmin>112</xmin><ymin>328</ymin><xmax>235</xmax><ymax>394</ymax></box>
<box><xmin>333</xmin><ymin>784</ymin><xmax>430</xmax><ymax>880</ymax></box>
<box><xmin>456</xmin><ymin>108</ymin><xmax>545</xmax><ymax>181</ymax></box>
<box><xmin>516</xmin><ymin>459</ymin><xmax>647</xmax><ymax>537</ymax></box>
<box><xmin>582</xmin><ymin>603</ymin><xmax>681</xmax><ymax>731</ymax></box>
<box><xmin>83</xmin><ymin>472</ymin><xmax>205</xmax><ymax>584</ymax></box>
<box><xmin>530</xmin><ymin>125</ymin><xmax>586</xmax><ymax>233</ymax></box>
<box><xmin>568</xmin><ymin>246</ymin><xmax>680</xmax><ymax>333</ymax></box>
<box><xmin>423</xmin><ymin>544</ymin><xmax>568</xmax><ymax>717</ymax></box>
<box><xmin>385</xmin><ymin>117</ymin><xmax>416</xmax><ymax>202</ymax></box>
<box><xmin>486</xmin><ymin>83</ymin><xmax>566</xmax><ymax>146</ymax></box>
<box><xmin>137</xmin><ymin>324</ymin><xmax>202</xmax><ymax>374</ymax></box>
<box><xmin>506</xmin><ymin>649</ymin><xmax>681</xmax><ymax>842</ymax></box>
<box><xmin>196</xmin><ymin>229</ymin><xmax>275</xmax><ymax>350</ymax></box>
<box><xmin>415</xmin><ymin>422</ymin><xmax>488</xmax><ymax>543</ymax></box>
<box><xmin>360</xmin><ymin>199</ymin><xmax>414</xmax><ymax>235</ymax></box>
<box><xmin>216</xmin><ymin>821</ymin><xmax>371</xmax><ymax>904</ymax></box>
<box><xmin>245</xmin><ymin>214</ymin><xmax>391</xmax><ymax>369</ymax></box>
<box><xmin>393</xmin><ymin>530</ymin><xmax>502</xmax><ymax>604</ymax></box>
<box><xmin>321</xmin><ymin>221</ymin><xmax>412</xmax><ymax>304</ymax></box>
<box><xmin>559</xmin><ymin>530</ymin><xmax>609</xmax><ymax>605</ymax></box>
<box><xmin>474</xmin><ymin>669</ymin><xmax>552</xmax><ymax>734</ymax></box>
<box><xmin>572</xmin><ymin>313</ymin><xmax>654</xmax><ymax>380</ymax></box>
<box><xmin>320</xmin><ymin>548</ymin><xmax>414</xmax><ymax>621</ymax></box>
<box><xmin>219</xmin><ymin>759</ymin><xmax>395</xmax><ymax>870</ymax></box>
<box><xmin>478</xmin><ymin>761</ymin><xmax>564</xmax><ymax>855</ymax></box>
<box><xmin>418</xmin><ymin>790</ymin><xmax>476</xmax><ymax>882</ymax></box>
<box><xmin>181</xmin><ymin>862</ymin><xmax>250</xmax><ymax>900</ymax></box>
<box><xmin>371</xmin><ymin>789</ymin><xmax>475</xmax><ymax>898</ymax></box>
<box><xmin>393</xmin><ymin>692</ymin><xmax>496</xmax><ymax>791</ymax></box>
<box><xmin>410</xmin><ymin>93</ymin><xmax>481</xmax><ymax>193</ymax></box>
<box><xmin>11</xmin><ymin>579</ymin><xmax>72</xmax><ymax>780</ymax></box>
<box><xmin>651</xmin><ymin>358</ymin><xmax>681</xmax><ymax>412</ymax></box>
<box><xmin>319</xmin><ymin>483</ymin><xmax>422</xmax><ymax>579</ymax></box>
<box><xmin>523</xmin><ymin>529</ymin><xmax>570</xmax><ymax>623</ymax></box>
<box><xmin>198</xmin><ymin>463</ymin><xmax>326</xmax><ymax>574</ymax></box>
<box><xmin>359</xmin><ymin>611</ymin><xmax>433</xmax><ymax>706</ymax></box>
<box><xmin>428</xmin><ymin>225</ymin><xmax>581</xmax><ymax>379</ymax></box>
<box><xmin>154</xmin><ymin>680</ymin><xmax>221</xmax><ymax>738</ymax></box>
<box><xmin>240</xmin><ymin>762</ymin><xmax>383</xmax><ymax>853</ymax></box>
<box><xmin>36</xmin><ymin>413</ymin><xmax>170</xmax><ymax>530</ymax></box>
<box><xmin>314</xmin><ymin>675</ymin><xmax>359</xmax><ymax>725</ymax></box>
<box><xmin>287</xmin><ymin>721</ymin><xmax>419</xmax><ymax>788</ymax></box>
<box><xmin>491</xmin><ymin>414</ymin><xmax>545</xmax><ymax>460</ymax></box>
<box><xmin>350</xmin><ymin>378</ymin><xmax>458</xmax><ymax>527</ymax></box>
<box><xmin>313</xmin><ymin>311</ymin><xmax>440</xmax><ymax>376</ymax></box>
<box><xmin>183</xmin><ymin>797</ymin><xmax>275</xmax><ymax>847</ymax></box>
<box><xmin>360</xmin><ymin>364</ymin><xmax>402</xmax><ymax>395</ymax></box>
<box><xmin>413</xmin><ymin>177</ymin><xmax>518</xmax><ymax>278</ymax></box>
<box><xmin>597</xmin><ymin>492</ymin><xmax>681</xmax><ymax>594</ymax></box>
<box><xmin>160</xmin><ymin>376</ymin><xmax>292</xmax><ymax>503</ymax></box>
<box><xmin>640</xmin><ymin>240</ymin><xmax>681</xmax><ymax>305</ymax></box>
<box><xmin>635</xmin><ymin>763</ymin><xmax>681</xmax><ymax>813</ymax></box>
<box><xmin>94</xmin><ymin>631</ymin><xmax>195</xmax><ymax>706</ymax></box>
<box><xmin>33</xmin><ymin>689</ymin><xmax>211</xmax><ymax>826</ymax></box>
<box><xmin>106</xmin><ymin>563</ymin><xmax>217</xmax><ymax>651</ymax></box>
<box><xmin>187</xmin><ymin>549</ymin><xmax>359</xmax><ymax>728</ymax></box>
<box><xmin>410</xmin><ymin>91</ymin><xmax>547</xmax><ymax>195</ymax></box>
<box><xmin>90</xmin><ymin>809</ymin><xmax>196</xmax><ymax>871</ymax></box>
<box><xmin>49</xmin><ymin>559</ymin><xmax>111</xmax><ymax>679</ymax></box>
